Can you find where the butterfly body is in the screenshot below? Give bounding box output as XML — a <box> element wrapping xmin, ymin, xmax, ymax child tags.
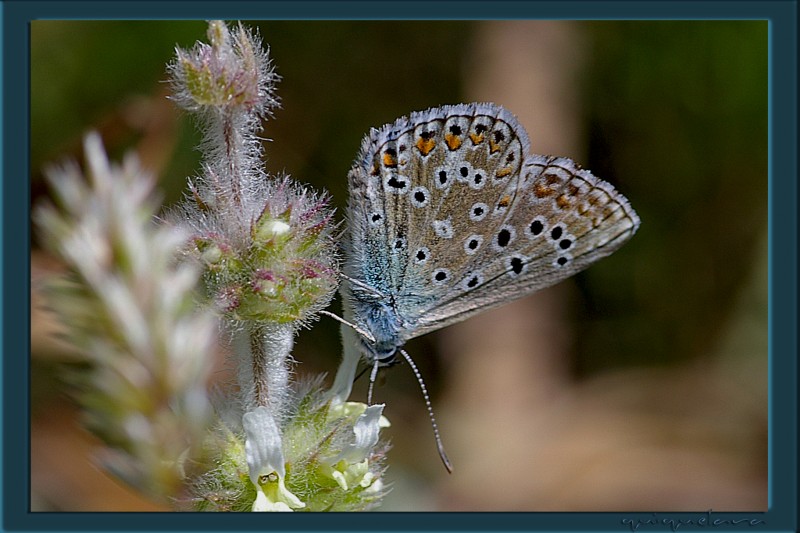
<box><xmin>345</xmin><ymin>286</ymin><xmax>405</xmax><ymax>363</ymax></box>
<box><xmin>343</xmin><ymin>103</ymin><xmax>639</xmax><ymax>366</ymax></box>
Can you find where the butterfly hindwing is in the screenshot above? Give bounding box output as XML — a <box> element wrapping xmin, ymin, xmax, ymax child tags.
<box><xmin>413</xmin><ymin>153</ymin><xmax>639</xmax><ymax>337</ymax></box>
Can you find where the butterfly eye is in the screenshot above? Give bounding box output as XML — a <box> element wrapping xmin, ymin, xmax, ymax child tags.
<box><xmin>374</xmin><ymin>346</ymin><xmax>397</xmax><ymax>364</ymax></box>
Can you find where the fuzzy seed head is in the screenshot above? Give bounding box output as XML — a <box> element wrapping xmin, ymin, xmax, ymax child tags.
<box><xmin>177</xmin><ymin>177</ymin><xmax>339</xmax><ymax>326</ymax></box>
<box><xmin>170</xmin><ymin>21</ymin><xmax>278</xmax><ymax>116</ymax></box>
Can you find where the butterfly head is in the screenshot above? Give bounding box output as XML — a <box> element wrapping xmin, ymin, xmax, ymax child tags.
<box><xmin>364</xmin><ymin>339</ymin><xmax>398</xmax><ymax>366</ymax></box>
<box><xmin>356</xmin><ymin>303</ymin><xmax>403</xmax><ymax>366</ymax></box>
<box><xmin>342</xmin><ymin>281</ymin><xmax>403</xmax><ymax>366</ymax></box>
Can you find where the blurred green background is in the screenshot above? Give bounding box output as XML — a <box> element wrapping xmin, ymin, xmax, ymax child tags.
<box><xmin>31</xmin><ymin>20</ymin><xmax>767</xmax><ymax>511</ymax></box>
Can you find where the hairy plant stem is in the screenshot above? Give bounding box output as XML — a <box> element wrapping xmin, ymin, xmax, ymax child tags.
<box><xmin>221</xmin><ymin>114</ymin><xmax>242</xmax><ymax>207</ymax></box>
<box><xmin>236</xmin><ymin>323</ymin><xmax>295</xmax><ymax>418</ymax></box>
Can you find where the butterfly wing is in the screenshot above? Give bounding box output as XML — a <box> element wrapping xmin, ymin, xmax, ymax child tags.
<box><xmin>345</xmin><ymin>104</ymin><xmax>514</xmax><ymax>289</ymax></box>
<box><xmin>345</xmin><ymin>103</ymin><xmax>639</xmax><ymax>343</ymax></box>
<box><xmin>411</xmin><ymin>152</ymin><xmax>640</xmax><ymax>338</ymax></box>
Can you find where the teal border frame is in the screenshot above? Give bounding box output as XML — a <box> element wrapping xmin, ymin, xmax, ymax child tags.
<box><xmin>3</xmin><ymin>1</ymin><xmax>796</xmax><ymax>532</ymax></box>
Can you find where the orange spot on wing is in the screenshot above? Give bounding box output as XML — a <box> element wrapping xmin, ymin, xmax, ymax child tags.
<box><xmin>445</xmin><ymin>133</ymin><xmax>462</xmax><ymax>150</ymax></box>
<box><xmin>556</xmin><ymin>194</ymin><xmax>571</xmax><ymax>209</ymax></box>
<box><xmin>416</xmin><ymin>137</ymin><xmax>436</xmax><ymax>156</ymax></box>
<box><xmin>498</xmin><ymin>195</ymin><xmax>511</xmax><ymax>208</ymax></box>
<box><xmin>489</xmin><ymin>140</ymin><xmax>502</xmax><ymax>153</ymax></box>
<box><xmin>534</xmin><ymin>184</ymin><xmax>553</xmax><ymax>198</ymax></box>
<box><xmin>495</xmin><ymin>167</ymin><xmax>512</xmax><ymax>178</ymax></box>
<box><xmin>382</xmin><ymin>152</ymin><xmax>397</xmax><ymax>168</ymax></box>
<box><xmin>469</xmin><ymin>133</ymin><xmax>484</xmax><ymax>145</ymax></box>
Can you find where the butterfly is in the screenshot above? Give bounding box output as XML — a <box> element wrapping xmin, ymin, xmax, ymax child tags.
<box><xmin>339</xmin><ymin>103</ymin><xmax>639</xmax><ymax>470</ymax></box>
<box><xmin>342</xmin><ymin>102</ymin><xmax>638</xmax><ymax>362</ymax></box>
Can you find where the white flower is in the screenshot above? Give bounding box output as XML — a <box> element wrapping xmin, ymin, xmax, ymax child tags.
<box><xmin>324</xmin><ymin>459</ymin><xmax>370</xmax><ymax>491</ymax></box>
<box><xmin>336</xmin><ymin>404</ymin><xmax>388</xmax><ymax>464</ymax></box>
<box><xmin>250</xmin><ymin>474</ymin><xmax>304</xmax><ymax>512</ymax></box>
<box><xmin>243</xmin><ymin>406</ymin><xmax>305</xmax><ymax>512</ymax></box>
<box><xmin>320</xmin><ymin>403</ymin><xmax>388</xmax><ymax>490</ymax></box>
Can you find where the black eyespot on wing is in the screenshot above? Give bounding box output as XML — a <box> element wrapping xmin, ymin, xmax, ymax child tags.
<box><xmin>497</xmin><ymin>228</ymin><xmax>511</xmax><ymax>247</ymax></box>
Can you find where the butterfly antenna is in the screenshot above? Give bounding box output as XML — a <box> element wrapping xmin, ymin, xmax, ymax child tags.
<box><xmin>398</xmin><ymin>348</ymin><xmax>453</xmax><ymax>473</ymax></box>
<box><xmin>367</xmin><ymin>359</ymin><xmax>380</xmax><ymax>405</ymax></box>
<box><xmin>319</xmin><ymin>310</ymin><xmax>376</xmax><ymax>343</ymax></box>
<box><xmin>340</xmin><ymin>273</ymin><xmax>387</xmax><ymax>298</ymax></box>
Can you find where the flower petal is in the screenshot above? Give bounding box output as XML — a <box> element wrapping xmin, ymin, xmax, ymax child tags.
<box><xmin>243</xmin><ymin>407</ymin><xmax>306</xmax><ymax>511</ymax></box>
<box><xmin>337</xmin><ymin>404</ymin><xmax>385</xmax><ymax>464</ymax></box>
<box><xmin>243</xmin><ymin>406</ymin><xmax>285</xmax><ymax>481</ymax></box>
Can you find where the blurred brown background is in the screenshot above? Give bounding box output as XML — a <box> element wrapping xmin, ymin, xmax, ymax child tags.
<box><xmin>30</xmin><ymin>20</ymin><xmax>767</xmax><ymax>511</ymax></box>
